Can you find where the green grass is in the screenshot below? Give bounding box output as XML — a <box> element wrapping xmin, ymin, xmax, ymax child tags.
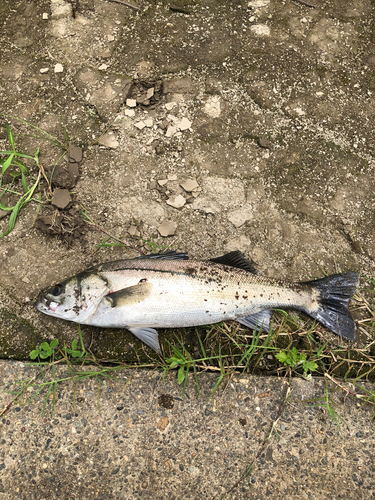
<box><xmin>0</xmin><ymin>123</ymin><xmax>45</xmax><ymax>238</ymax></box>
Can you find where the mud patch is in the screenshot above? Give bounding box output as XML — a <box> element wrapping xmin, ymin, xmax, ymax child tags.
<box><xmin>34</xmin><ymin>206</ymin><xmax>86</xmax><ymax>245</ymax></box>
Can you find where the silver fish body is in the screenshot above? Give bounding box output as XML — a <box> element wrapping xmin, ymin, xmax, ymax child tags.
<box><xmin>35</xmin><ymin>251</ymin><xmax>359</xmax><ymax>353</ymax></box>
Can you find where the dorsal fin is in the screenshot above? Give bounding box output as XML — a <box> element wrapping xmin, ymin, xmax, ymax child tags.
<box><xmin>135</xmin><ymin>250</ymin><xmax>189</xmax><ymax>260</ymax></box>
<box><xmin>210</xmin><ymin>251</ymin><xmax>259</xmax><ymax>274</ymax></box>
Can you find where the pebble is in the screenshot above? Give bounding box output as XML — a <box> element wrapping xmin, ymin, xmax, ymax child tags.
<box><xmin>51</xmin><ymin>189</ymin><xmax>71</xmax><ymax>209</ymax></box>
<box><xmin>68</xmin><ymin>145</ymin><xmax>83</xmax><ymax>163</ymax></box>
<box><xmin>54</xmin><ymin>63</ymin><xmax>64</xmax><ymax>73</ymax></box>
<box><xmin>178</xmin><ymin>117</ymin><xmax>192</xmax><ymax>131</ymax></box>
<box><xmin>125</xmin><ymin>109</ymin><xmax>135</xmax><ymax>117</ymax></box>
<box><xmin>168</xmin><ymin>174</ymin><xmax>177</xmax><ymax>181</ymax></box>
<box><xmin>165</xmin><ymin>125</ymin><xmax>177</xmax><ymax>137</ymax></box>
<box><xmin>180</xmin><ymin>179</ymin><xmax>199</xmax><ymax>192</ymax></box>
<box><xmin>158</xmin><ymin>179</ymin><xmax>168</xmax><ymax>186</ymax></box>
<box><xmin>22</xmin><ymin>277</ymin><xmax>30</xmax><ymax>284</ymax></box>
<box><xmin>167</xmin><ymin>114</ymin><xmax>179</xmax><ymax>123</ymax></box>
<box><xmin>158</xmin><ymin>221</ymin><xmax>176</xmax><ymax>237</ymax></box>
<box><xmin>156</xmin><ymin>416</ymin><xmax>169</xmax><ymax>432</ymax></box>
<box><xmin>146</xmin><ymin>87</ymin><xmax>154</xmax><ymax>99</ymax></box>
<box><xmin>98</xmin><ymin>64</ymin><xmax>108</xmax><ymax>70</ymax></box>
<box><xmin>165</xmin><ymin>102</ymin><xmax>176</xmax><ymax>110</ymax></box>
<box><xmin>98</xmin><ymin>132</ymin><xmax>119</xmax><ymax>149</ymax></box>
<box><xmin>126</xmin><ymin>98</ymin><xmax>137</xmax><ymax>107</ymax></box>
<box><xmin>166</xmin><ymin>194</ymin><xmax>186</xmax><ymax>209</ymax></box>
<box><xmin>40</xmin><ymin>68</ymin><xmax>49</xmax><ymax>74</ymax></box>
<box><xmin>128</xmin><ymin>225</ymin><xmax>140</xmax><ymax>236</ymax></box>
<box><xmin>144</xmin><ymin>118</ymin><xmax>153</xmax><ymax>128</ymax></box>
<box><xmin>42</xmin><ymin>13</ymin><xmax>49</xmax><ymax>20</ymax></box>
<box><xmin>134</xmin><ymin>121</ymin><xmax>146</xmax><ymax>130</ymax></box>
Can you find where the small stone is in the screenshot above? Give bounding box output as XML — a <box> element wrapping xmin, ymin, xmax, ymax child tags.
<box><xmin>168</xmin><ymin>174</ymin><xmax>177</xmax><ymax>181</ymax></box>
<box><xmin>68</xmin><ymin>145</ymin><xmax>83</xmax><ymax>163</ymax></box>
<box><xmin>98</xmin><ymin>132</ymin><xmax>119</xmax><ymax>149</ymax></box>
<box><xmin>144</xmin><ymin>118</ymin><xmax>153</xmax><ymax>128</ymax></box>
<box><xmin>166</xmin><ymin>195</ymin><xmax>186</xmax><ymax>209</ymax></box>
<box><xmin>134</xmin><ymin>121</ymin><xmax>146</xmax><ymax>130</ymax></box>
<box><xmin>42</xmin><ymin>13</ymin><xmax>49</xmax><ymax>20</ymax></box>
<box><xmin>158</xmin><ymin>221</ymin><xmax>176</xmax><ymax>237</ymax></box>
<box><xmin>165</xmin><ymin>125</ymin><xmax>177</xmax><ymax>137</ymax></box>
<box><xmin>22</xmin><ymin>277</ymin><xmax>30</xmax><ymax>284</ymax></box>
<box><xmin>156</xmin><ymin>417</ymin><xmax>169</xmax><ymax>432</ymax></box>
<box><xmin>98</xmin><ymin>64</ymin><xmax>108</xmax><ymax>71</ymax></box>
<box><xmin>351</xmin><ymin>241</ymin><xmax>362</xmax><ymax>254</ymax></box>
<box><xmin>146</xmin><ymin>87</ymin><xmax>155</xmax><ymax>99</ymax></box>
<box><xmin>158</xmin><ymin>179</ymin><xmax>168</xmax><ymax>186</ymax></box>
<box><xmin>165</xmin><ymin>102</ymin><xmax>176</xmax><ymax>110</ymax></box>
<box><xmin>40</xmin><ymin>68</ymin><xmax>49</xmax><ymax>74</ymax></box>
<box><xmin>107</xmin><ymin>35</ymin><xmax>115</xmax><ymax>41</ymax></box>
<box><xmin>180</xmin><ymin>179</ymin><xmax>199</xmax><ymax>192</ymax></box>
<box><xmin>51</xmin><ymin>189</ymin><xmax>71</xmax><ymax>209</ymax></box>
<box><xmin>125</xmin><ymin>109</ymin><xmax>135</xmax><ymax>117</ymax></box>
<box><xmin>135</xmin><ymin>93</ymin><xmax>147</xmax><ymax>104</ymax></box>
<box><xmin>128</xmin><ymin>225</ymin><xmax>140</xmax><ymax>236</ymax></box>
<box><xmin>126</xmin><ymin>98</ymin><xmax>137</xmax><ymax>107</ymax></box>
<box><xmin>258</xmin><ymin>137</ymin><xmax>272</xmax><ymax>149</ymax></box>
<box><xmin>167</xmin><ymin>114</ymin><xmax>179</xmax><ymax>123</ymax></box>
<box><xmin>54</xmin><ymin>63</ymin><xmax>64</xmax><ymax>73</ymax></box>
<box><xmin>178</xmin><ymin>117</ymin><xmax>191</xmax><ymax>131</ymax></box>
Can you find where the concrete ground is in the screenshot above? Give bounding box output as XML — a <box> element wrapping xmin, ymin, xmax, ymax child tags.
<box><xmin>1</xmin><ymin>0</ymin><xmax>375</xmax><ymax>498</ymax></box>
<box><xmin>1</xmin><ymin>362</ymin><xmax>374</xmax><ymax>500</ymax></box>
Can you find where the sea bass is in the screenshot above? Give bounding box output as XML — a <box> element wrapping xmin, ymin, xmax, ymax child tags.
<box><xmin>35</xmin><ymin>250</ymin><xmax>359</xmax><ymax>353</ymax></box>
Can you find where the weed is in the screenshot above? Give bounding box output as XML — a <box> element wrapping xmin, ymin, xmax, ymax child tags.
<box><xmin>276</xmin><ymin>346</ymin><xmax>318</xmax><ymax>378</ymax></box>
<box><xmin>142</xmin><ymin>234</ymin><xmax>169</xmax><ymax>252</ymax></box>
<box><xmin>0</xmin><ymin>123</ymin><xmax>45</xmax><ymax>238</ymax></box>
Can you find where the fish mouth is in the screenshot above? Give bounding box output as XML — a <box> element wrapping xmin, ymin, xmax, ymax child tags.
<box><xmin>34</xmin><ymin>295</ymin><xmax>59</xmax><ymax>313</ymax></box>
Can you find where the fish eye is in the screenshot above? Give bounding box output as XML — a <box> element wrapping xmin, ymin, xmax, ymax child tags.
<box><xmin>52</xmin><ymin>284</ymin><xmax>63</xmax><ymax>296</ymax></box>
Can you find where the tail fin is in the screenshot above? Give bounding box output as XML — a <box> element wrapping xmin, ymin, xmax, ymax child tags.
<box><xmin>303</xmin><ymin>272</ymin><xmax>359</xmax><ymax>341</ymax></box>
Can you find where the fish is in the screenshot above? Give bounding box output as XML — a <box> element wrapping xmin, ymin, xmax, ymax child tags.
<box><xmin>34</xmin><ymin>250</ymin><xmax>359</xmax><ymax>354</ymax></box>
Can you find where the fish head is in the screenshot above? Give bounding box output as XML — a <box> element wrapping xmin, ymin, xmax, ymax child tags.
<box><xmin>35</xmin><ymin>271</ymin><xmax>110</xmax><ymax>323</ymax></box>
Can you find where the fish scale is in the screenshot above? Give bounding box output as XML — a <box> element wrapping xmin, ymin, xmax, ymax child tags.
<box><xmin>35</xmin><ymin>250</ymin><xmax>359</xmax><ymax>354</ymax></box>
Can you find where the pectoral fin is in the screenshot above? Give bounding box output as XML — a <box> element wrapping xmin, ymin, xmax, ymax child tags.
<box><xmin>238</xmin><ymin>310</ymin><xmax>272</xmax><ymax>332</ymax></box>
<box><xmin>127</xmin><ymin>326</ymin><xmax>161</xmax><ymax>353</ymax></box>
<box><xmin>103</xmin><ymin>281</ymin><xmax>152</xmax><ymax>308</ymax></box>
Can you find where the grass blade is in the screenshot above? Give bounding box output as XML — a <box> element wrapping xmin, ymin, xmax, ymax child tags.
<box><xmin>6</xmin><ymin>123</ymin><xmax>15</xmax><ymax>152</ymax></box>
<box><xmin>1</xmin><ymin>153</ymin><xmax>14</xmax><ymax>175</ymax></box>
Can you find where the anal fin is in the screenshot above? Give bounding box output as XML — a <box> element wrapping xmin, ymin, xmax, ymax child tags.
<box><xmin>238</xmin><ymin>310</ymin><xmax>272</xmax><ymax>332</ymax></box>
<box><xmin>127</xmin><ymin>326</ymin><xmax>161</xmax><ymax>354</ymax></box>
